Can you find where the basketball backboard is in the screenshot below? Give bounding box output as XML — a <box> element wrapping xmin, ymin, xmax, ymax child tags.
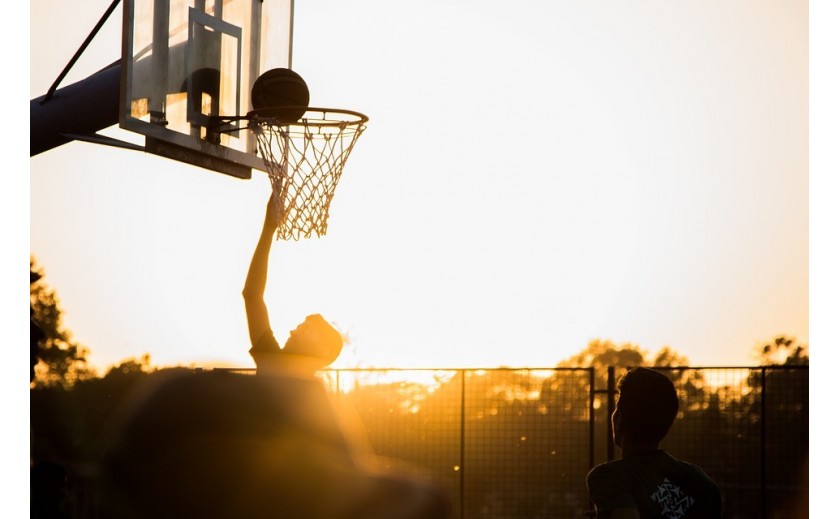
<box><xmin>120</xmin><ymin>0</ymin><xmax>293</xmax><ymax>178</ymax></box>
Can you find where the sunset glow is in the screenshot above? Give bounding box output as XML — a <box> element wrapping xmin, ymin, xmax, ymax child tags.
<box><xmin>30</xmin><ymin>0</ymin><xmax>807</xmax><ymax>374</ymax></box>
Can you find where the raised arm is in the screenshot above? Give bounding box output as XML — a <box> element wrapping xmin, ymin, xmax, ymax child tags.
<box><xmin>242</xmin><ymin>196</ymin><xmax>278</xmax><ymax>347</ymax></box>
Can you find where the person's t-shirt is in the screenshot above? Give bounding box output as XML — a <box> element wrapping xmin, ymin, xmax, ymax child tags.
<box><xmin>587</xmin><ymin>449</ymin><xmax>721</xmax><ymax>518</ymax></box>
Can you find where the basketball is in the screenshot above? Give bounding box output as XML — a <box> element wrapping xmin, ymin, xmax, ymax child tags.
<box><xmin>251</xmin><ymin>68</ymin><xmax>310</xmax><ymax>123</ymax></box>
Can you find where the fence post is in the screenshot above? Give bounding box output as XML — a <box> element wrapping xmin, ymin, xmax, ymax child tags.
<box><xmin>460</xmin><ymin>369</ymin><xmax>466</xmax><ymax>519</ymax></box>
<box><xmin>606</xmin><ymin>367</ymin><xmax>616</xmax><ymax>461</ymax></box>
<box><xmin>760</xmin><ymin>367</ymin><xmax>766</xmax><ymax>519</ymax></box>
<box><xmin>589</xmin><ymin>368</ymin><xmax>595</xmax><ymax>470</ymax></box>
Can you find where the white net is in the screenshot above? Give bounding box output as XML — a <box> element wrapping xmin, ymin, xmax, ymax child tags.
<box><xmin>249</xmin><ymin>109</ymin><xmax>367</xmax><ymax>240</ymax></box>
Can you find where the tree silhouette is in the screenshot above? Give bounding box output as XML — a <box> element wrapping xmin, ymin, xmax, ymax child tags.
<box><xmin>29</xmin><ymin>332</ymin><xmax>807</xmax><ymax>518</ymax></box>
<box><xmin>30</xmin><ymin>363</ymin><xmax>187</xmax><ymax>470</ymax></box>
<box><xmin>30</xmin><ymin>256</ymin><xmax>94</xmax><ymax>388</ymax></box>
<box><xmin>752</xmin><ymin>335</ymin><xmax>809</xmax><ymax>366</ymax></box>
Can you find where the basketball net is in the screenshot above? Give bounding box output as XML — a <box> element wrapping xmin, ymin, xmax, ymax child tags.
<box><xmin>249</xmin><ymin>109</ymin><xmax>367</xmax><ymax>240</ymax></box>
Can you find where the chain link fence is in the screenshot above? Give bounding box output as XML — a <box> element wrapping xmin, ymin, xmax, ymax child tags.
<box><xmin>32</xmin><ymin>365</ymin><xmax>806</xmax><ymax>518</ymax></box>
<box><xmin>324</xmin><ymin>366</ymin><xmax>807</xmax><ymax>519</ymax></box>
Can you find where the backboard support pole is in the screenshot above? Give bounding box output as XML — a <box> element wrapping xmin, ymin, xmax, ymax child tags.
<box><xmin>41</xmin><ymin>0</ymin><xmax>122</xmax><ymax>105</ymax></box>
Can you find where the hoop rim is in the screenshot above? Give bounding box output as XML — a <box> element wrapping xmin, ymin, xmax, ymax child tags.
<box><xmin>206</xmin><ymin>107</ymin><xmax>368</xmax><ymax>142</ymax></box>
<box><xmin>248</xmin><ymin>106</ymin><xmax>369</xmax><ymax>128</ymax></box>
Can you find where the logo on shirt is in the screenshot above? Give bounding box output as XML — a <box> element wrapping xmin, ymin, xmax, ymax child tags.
<box><xmin>650</xmin><ymin>478</ymin><xmax>695</xmax><ymax>518</ymax></box>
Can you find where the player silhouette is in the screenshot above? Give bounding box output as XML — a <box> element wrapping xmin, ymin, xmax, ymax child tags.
<box><xmin>242</xmin><ymin>195</ymin><xmax>344</xmax><ymax>377</ymax></box>
<box><xmin>587</xmin><ymin>367</ymin><xmax>722</xmax><ymax>518</ymax></box>
<box><xmin>97</xmin><ymin>194</ymin><xmax>451</xmax><ymax>518</ymax></box>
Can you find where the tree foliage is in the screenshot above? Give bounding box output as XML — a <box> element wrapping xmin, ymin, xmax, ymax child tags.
<box><xmin>556</xmin><ymin>339</ymin><xmax>690</xmax><ymax>389</ymax></box>
<box><xmin>30</xmin><ymin>256</ymin><xmax>95</xmax><ymax>388</ymax></box>
<box><xmin>30</xmin><ymin>364</ymin><xmax>187</xmax><ymax>468</ymax></box>
<box><xmin>752</xmin><ymin>335</ymin><xmax>809</xmax><ymax>365</ymax></box>
<box><xmin>30</xmin><ymin>335</ymin><xmax>808</xmax><ymax>518</ymax></box>
<box><xmin>26</xmin><ymin>268</ymin><xmax>807</xmax><ymax>518</ymax></box>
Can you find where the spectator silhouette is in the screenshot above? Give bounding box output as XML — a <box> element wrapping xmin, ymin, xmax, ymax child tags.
<box><xmin>587</xmin><ymin>367</ymin><xmax>722</xmax><ymax>518</ymax></box>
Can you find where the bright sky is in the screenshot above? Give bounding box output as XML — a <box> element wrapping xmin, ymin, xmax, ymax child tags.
<box><xmin>28</xmin><ymin>0</ymin><xmax>811</xmax><ymax>374</ymax></box>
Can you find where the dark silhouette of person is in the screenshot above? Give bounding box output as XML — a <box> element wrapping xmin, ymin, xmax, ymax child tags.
<box><xmin>96</xmin><ymin>194</ymin><xmax>450</xmax><ymax>519</ymax></box>
<box><xmin>587</xmin><ymin>367</ymin><xmax>722</xmax><ymax>518</ymax></box>
<box><xmin>31</xmin><ymin>461</ymin><xmax>70</xmax><ymax>519</ymax></box>
<box><xmin>242</xmin><ymin>195</ymin><xmax>344</xmax><ymax>378</ymax></box>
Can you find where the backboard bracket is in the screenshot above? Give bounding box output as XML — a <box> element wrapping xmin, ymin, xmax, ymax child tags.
<box><xmin>60</xmin><ymin>133</ymin><xmax>146</xmax><ymax>153</ymax></box>
<box><xmin>146</xmin><ymin>137</ymin><xmax>252</xmax><ymax>179</ymax></box>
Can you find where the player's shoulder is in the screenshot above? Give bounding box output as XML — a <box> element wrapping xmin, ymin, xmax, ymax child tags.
<box><xmin>586</xmin><ymin>459</ymin><xmax>622</xmax><ymax>484</ymax></box>
<box><xmin>671</xmin><ymin>456</ymin><xmax>715</xmax><ymax>480</ymax></box>
<box><xmin>667</xmin><ymin>454</ymin><xmax>721</xmax><ymax>497</ymax></box>
<box><xmin>587</xmin><ymin>459</ymin><xmax>618</xmax><ymax>473</ymax></box>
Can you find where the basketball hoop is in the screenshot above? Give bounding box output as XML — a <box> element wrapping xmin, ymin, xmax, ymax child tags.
<box><xmin>212</xmin><ymin>107</ymin><xmax>368</xmax><ymax>240</ymax></box>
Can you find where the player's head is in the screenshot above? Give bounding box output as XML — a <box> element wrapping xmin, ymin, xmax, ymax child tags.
<box><xmin>612</xmin><ymin>367</ymin><xmax>679</xmax><ymax>447</ymax></box>
<box><xmin>283</xmin><ymin>314</ymin><xmax>344</xmax><ymax>369</ymax></box>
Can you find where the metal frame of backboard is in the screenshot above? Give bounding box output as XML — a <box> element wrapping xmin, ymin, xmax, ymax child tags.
<box><xmin>119</xmin><ymin>0</ymin><xmax>294</xmax><ymax>179</ymax></box>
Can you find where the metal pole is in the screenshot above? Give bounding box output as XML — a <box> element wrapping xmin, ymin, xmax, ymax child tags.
<box><xmin>459</xmin><ymin>369</ymin><xmax>466</xmax><ymax>519</ymax></box>
<box><xmin>149</xmin><ymin>0</ymin><xmax>170</xmax><ymax>124</ymax></box>
<box><xmin>42</xmin><ymin>0</ymin><xmax>122</xmax><ymax>104</ymax></box>
<box><xmin>589</xmin><ymin>368</ymin><xmax>595</xmax><ymax>470</ymax></box>
<box><xmin>606</xmin><ymin>367</ymin><xmax>616</xmax><ymax>461</ymax></box>
<box><xmin>760</xmin><ymin>367</ymin><xmax>767</xmax><ymax>519</ymax></box>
